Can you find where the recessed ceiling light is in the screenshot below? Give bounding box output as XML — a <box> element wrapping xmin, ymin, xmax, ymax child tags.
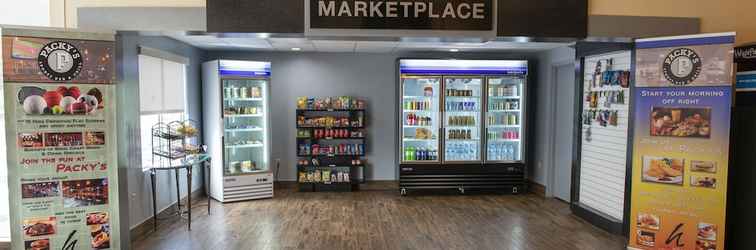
<box><xmin>291</xmin><ymin>47</ymin><xmax>302</xmax><ymax>51</ymax></box>
<box><xmin>449</xmin><ymin>49</ymin><xmax>460</xmax><ymax>52</ymax></box>
<box><xmin>257</xmin><ymin>33</ymin><xmax>271</xmax><ymax>39</ymax></box>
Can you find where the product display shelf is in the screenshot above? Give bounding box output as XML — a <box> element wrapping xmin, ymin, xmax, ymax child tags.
<box><xmin>151</xmin><ymin>119</ymin><xmax>201</xmax><ymax>163</ymax></box>
<box><xmin>295</xmin><ymin>106</ymin><xmax>367</xmax><ymax>192</ymax></box>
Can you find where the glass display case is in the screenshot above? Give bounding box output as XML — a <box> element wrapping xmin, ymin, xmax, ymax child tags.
<box><xmin>400</xmin><ymin>76</ymin><xmax>441</xmax><ymax>163</ymax></box>
<box><xmin>485</xmin><ymin>76</ymin><xmax>524</xmax><ymax>162</ymax></box>
<box><xmin>203</xmin><ymin>60</ymin><xmax>273</xmax><ymax>202</ymax></box>
<box><xmin>444</xmin><ymin>77</ymin><xmax>482</xmax><ymax>162</ymax></box>
<box><xmin>222</xmin><ymin>78</ymin><xmax>268</xmax><ymax>175</ymax></box>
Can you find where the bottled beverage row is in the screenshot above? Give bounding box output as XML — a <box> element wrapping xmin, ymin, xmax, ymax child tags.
<box><xmin>405</xmin><ymin>113</ymin><xmax>432</xmax><ymax>126</ymax></box>
<box><xmin>488</xmin><ymin>114</ymin><xmax>519</xmax><ymax>125</ymax></box>
<box><xmin>448</xmin><ymin>116</ymin><xmax>476</xmax><ymax>126</ymax></box>
<box><xmin>488</xmin><ymin>100</ymin><xmax>519</xmax><ymax>111</ymax></box>
<box><xmin>488</xmin><ymin>143</ymin><xmax>519</xmax><ymax>161</ymax></box>
<box><xmin>224</xmin><ymin>85</ymin><xmax>263</xmax><ymax>99</ymax></box>
<box><xmin>487</xmin><ymin>130</ymin><xmax>520</xmax><ymax>140</ymax></box>
<box><xmin>298</xmin><ymin>143</ymin><xmax>365</xmax><ymax>156</ymax></box>
<box><xmin>488</xmin><ymin>85</ymin><xmax>519</xmax><ymax>97</ymax></box>
<box><xmin>403</xmin><ymin>100</ymin><xmax>433</xmax><ymax>111</ymax></box>
<box><xmin>446</xmin><ymin>89</ymin><xmax>476</xmax><ymax>97</ymax></box>
<box><xmin>297</xmin><ymin>129</ymin><xmax>365</xmax><ymax>139</ymax></box>
<box><xmin>448</xmin><ymin>129</ymin><xmax>474</xmax><ymax>140</ymax></box>
<box><xmin>298</xmin><ymin>169</ymin><xmax>351</xmax><ymax>183</ymax></box>
<box><xmin>445</xmin><ymin>101</ymin><xmax>477</xmax><ymax>111</ymax></box>
<box><xmin>297</xmin><ymin>115</ymin><xmax>364</xmax><ymax>128</ymax></box>
<box><xmin>445</xmin><ymin>142</ymin><xmax>479</xmax><ymax>161</ymax></box>
<box><xmin>403</xmin><ymin>146</ymin><xmax>438</xmax><ymax>161</ymax></box>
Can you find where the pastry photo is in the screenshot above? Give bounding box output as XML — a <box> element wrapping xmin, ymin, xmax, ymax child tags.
<box><xmin>691</xmin><ymin>160</ymin><xmax>717</xmax><ymax>173</ymax></box>
<box><xmin>691</xmin><ymin>176</ymin><xmax>717</xmax><ymax>188</ymax></box>
<box><xmin>637</xmin><ymin>213</ymin><xmax>660</xmax><ymax>230</ymax></box>
<box><xmin>642</xmin><ymin>156</ymin><xmax>684</xmax><ymax>185</ymax></box>
<box><xmin>697</xmin><ymin>223</ymin><xmax>717</xmax><ymax>241</ymax></box>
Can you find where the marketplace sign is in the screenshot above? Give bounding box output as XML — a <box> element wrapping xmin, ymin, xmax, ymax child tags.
<box><xmin>309</xmin><ymin>0</ymin><xmax>493</xmax><ymax>30</ymax></box>
<box><xmin>2</xmin><ymin>32</ymin><xmax>121</xmax><ymax>250</ymax></box>
<box><xmin>629</xmin><ymin>33</ymin><xmax>735</xmax><ymax>250</ymax></box>
<box><xmin>735</xmin><ymin>44</ymin><xmax>756</xmax><ymax>91</ymax></box>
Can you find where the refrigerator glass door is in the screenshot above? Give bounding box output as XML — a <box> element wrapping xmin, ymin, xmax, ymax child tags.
<box><xmin>485</xmin><ymin>76</ymin><xmax>524</xmax><ymax>162</ymax></box>
<box><xmin>400</xmin><ymin>76</ymin><xmax>441</xmax><ymax>163</ymax></box>
<box><xmin>222</xmin><ymin>78</ymin><xmax>269</xmax><ymax>175</ymax></box>
<box><xmin>443</xmin><ymin>77</ymin><xmax>482</xmax><ymax>162</ymax></box>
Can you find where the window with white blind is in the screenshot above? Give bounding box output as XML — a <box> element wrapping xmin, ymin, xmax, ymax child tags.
<box><xmin>138</xmin><ymin>54</ymin><xmax>187</xmax><ymax>170</ymax></box>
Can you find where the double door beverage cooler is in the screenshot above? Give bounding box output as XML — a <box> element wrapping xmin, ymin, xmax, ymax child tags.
<box><xmin>398</xmin><ymin>59</ymin><xmax>528</xmax><ymax>194</ymax></box>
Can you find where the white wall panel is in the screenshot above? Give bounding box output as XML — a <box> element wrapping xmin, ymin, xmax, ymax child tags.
<box><xmin>578</xmin><ymin>51</ymin><xmax>631</xmax><ymax>221</ymax></box>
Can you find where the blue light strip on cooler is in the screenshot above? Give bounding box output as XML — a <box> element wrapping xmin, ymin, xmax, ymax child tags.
<box><xmin>399</xmin><ymin>59</ymin><xmax>528</xmax><ymax>75</ymax></box>
<box><xmin>636</xmin><ymin>33</ymin><xmax>736</xmax><ymax>49</ymax></box>
<box><xmin>219</xmin><ymin>60</ymin><xmax>271</xmax><ymax>77</ymax></box>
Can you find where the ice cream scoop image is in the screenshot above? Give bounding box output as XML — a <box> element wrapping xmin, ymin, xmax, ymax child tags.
<box><xmin>77</xmin><ymin>95</ymin><xmax>99</xmax><ymax>113</ymax></box>
<box><xmin>23</xmin><ymin>95</ymin><xmax>48</xmax><ymax>115</ymax></box>
<box><xmin>60</xmin><ymin>96</ymin><xmax>77</xmax><ymax>114</ymax></box>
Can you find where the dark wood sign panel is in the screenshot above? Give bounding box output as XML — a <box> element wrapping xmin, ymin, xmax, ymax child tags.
<box><xmin>206</xmin><ymin>0</ymin><xmax>587</xmax><ymax>38</ymax></box>
<box><xmin>309</xmin><ymin>0</ymin><xmax>493</xmax><ymax>30</ymax></box>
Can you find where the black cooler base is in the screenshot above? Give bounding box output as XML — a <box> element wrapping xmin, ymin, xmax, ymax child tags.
<box><xmin>399</xmin><ymin>163</ymin><xmax>526</xmax><ymax>195</ymax></box>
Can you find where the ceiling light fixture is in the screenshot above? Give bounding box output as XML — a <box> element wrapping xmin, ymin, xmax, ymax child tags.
<box><xmin>449</xmin><ymin>49</ymin><xmax>460</xmax><ymax>52</ymax></box>
<box><xmin>291</xmin><ymin>47</ymin><xmax>302</xmax><ymax>51</ymax></box>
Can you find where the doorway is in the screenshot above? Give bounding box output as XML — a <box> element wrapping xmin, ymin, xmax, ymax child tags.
<box><xmin>550</xmin><ymin>62</ymin><xmax>575</xmax><ymax>202</ymax></box>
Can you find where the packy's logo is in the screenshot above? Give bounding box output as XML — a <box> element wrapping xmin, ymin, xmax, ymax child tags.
<box><xmin>37</xmin><ymin>41</ymin><xmax>83</xmax><ymax>81</ymax></box>
<box><xmin>663</xmin><ymin>48</ymin><xmax>702</xmax><ymax>86</ymax></box>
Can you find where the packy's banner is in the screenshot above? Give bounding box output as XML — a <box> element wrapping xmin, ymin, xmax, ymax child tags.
<box><xmin>2</xmin><ymin>33</ymin><xmax>120</xmax><ymax>250</ymax></box>
<box><xmin>629</xmin><ymin>33</ymin><xmax>735</xmax><ymax>250</ymax></box>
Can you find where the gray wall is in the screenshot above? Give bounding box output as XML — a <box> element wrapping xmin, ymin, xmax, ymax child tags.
<box><xmin>533</xmin><ymin>46</ymin><xmax>576</xmax><ymax>189</ymax></box>
<box><xmin>115</xmin><ymin>33</ymin><xmax>206</xmax><ymax>234</ymax></box>
<box><xmin>205</xmin><ymin>50</ymin><xmax>538</xmax><ymax>181</ymax></box>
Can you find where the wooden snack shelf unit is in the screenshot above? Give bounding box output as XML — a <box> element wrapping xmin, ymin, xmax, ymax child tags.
<box><xmin>295</xmin><ymin>108</ymin><xmax>367</xmax><ymax>192</ymax></box>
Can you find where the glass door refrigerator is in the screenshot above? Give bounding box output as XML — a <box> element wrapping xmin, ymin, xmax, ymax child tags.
<box><xmin>400</xmin><ymin>76</ymin><xmax>441</xmax><ymax>163</ymax></box>
<box><xmin>398</xmin><ymin>59</ymin><xmax>528</xmax><ymax>195</ymax></box>
<box><xmin>203</xmin><ymin>60</ymin><xmax>273</xmax><ymax>202</ymax></box>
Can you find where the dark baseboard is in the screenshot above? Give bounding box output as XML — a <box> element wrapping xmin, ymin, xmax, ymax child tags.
<box><xmin>130</xmin><ymin>188</ymin><xmax>206</xmax><ymax>241</ymax></box>
<box><xmin>571</xmin><ymin>203</ymin><xmax>624</xmax><ymax>235</ymax></box>
<box><xmin>529</xmin><ymin>180</ymin><xmax>546</xmax><ymax>197</ymax></box>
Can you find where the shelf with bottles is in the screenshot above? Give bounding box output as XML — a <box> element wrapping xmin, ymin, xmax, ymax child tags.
<box><xmin>487</xmin><ymin>142</ymin><xmax>520</xmax><ymax>161</ymax></box>
<box><xmin>402</xmin><ymin>99</ymin><xmax>434</xmax><ymax>111</ymax></box>
<box><xmin>225</xmin><ymin>138</ymin><xmax>265</xmax><ymax>149</ymax></box>
<box><xmin>404</xmin><ymin>112</ymin><xmax>434</xmax><ymax>126</ymax></box>
<box><xmin>402</xmin><ymin>146</ymin><xmax>439</xmax><ymax>161</ymax></box>
<box><xmin>445</xmin><ymin>100</ymin><xmax>478</xmax><ymax>112</ymax></box>
<box><xmin>486</xmin><ymin>129</ymin><xmax>520</xmax><ymax>140</ymax></box>
<box><xmin>487</xmin><ymin>113</ymin><xmax>519</xmax><ymax>126</ymax></box>
<box><xmin>446</xmin><ymin>129</ymin><xmax>476</xmax><ymax>140</ymax></box>
<box><xmin>444</xmin><ymin>141</ymin><xmax>480</xmax><ymax>161</ymax></box>
<box><xmin>488</xmin><ymin>100</ymin><xmax>520</xmax><ymax>111</ymax></box>
<box><xmin>488</xmin><ymin>83</ymin><xmax>520</xmax><ymax>97</ymax></box>
<box><xmin>225</xmin><ymin>97</ymin><xmax>264</xmax><ymax>102</ymax></box>
<box><xmin>447</xmin><ymin>115</ymin><xmax>477</xmax><ymax>126</ymax></box>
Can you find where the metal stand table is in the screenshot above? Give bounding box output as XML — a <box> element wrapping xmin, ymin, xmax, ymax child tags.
<box><xmin>149</xmin><ymin>154</ymin><xmax>211</xmax><ymax>231</ymax></box>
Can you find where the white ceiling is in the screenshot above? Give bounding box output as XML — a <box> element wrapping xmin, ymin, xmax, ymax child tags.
<box><xmin>165</xmin><ymin>34</ymin><xmax>568</xmax><ymax>53</ymax></box>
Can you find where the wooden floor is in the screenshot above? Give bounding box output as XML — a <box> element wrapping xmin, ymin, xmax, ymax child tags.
<box><xmin>132</xmin><ymin>182</ymin><xmax>626</xmax><ymax>250</ymax></box>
